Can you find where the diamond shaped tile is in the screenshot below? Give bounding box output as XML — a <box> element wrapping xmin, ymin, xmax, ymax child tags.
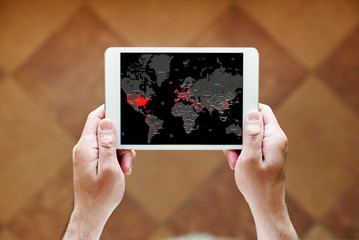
<box><xmin>316</xmin><ymin>24</ymin><xmax>359</xmax><ymax>114</ymax></box>
<box><xmin>276</xmin><ymin>75</ymin><xmax>359</xmax><ymax>219</ymax></box>
<box><xmin>304</xmin><ymin>224</ymin><xmax>334</xmax><ymax>240</ymax></box>
<box><xmin>0</xmin><ymin>0</ymin><xmax>82</xmax><ymax>72</ymax></box>
<box><xmin>286</xmin><ymin>195</ymin><xmax>314</xmax><ymax>238</ymax></box>
<box><xmin>167</xmin><ymin>165</ymin><xmax>256</xmax><ymax>239</ymax></box>
<box><xmin>0</xmin><ymin>78</ymin><xmax>75</xmax><ymax>224</ymax></box>
<box><xmin>126</xmin><ymin>151</ymin><xmax>224</xmax><ymax>223</ymax></box>
<box><xmin>101</xmin><ymin>195</ymin><xmax>157</xmax><ymax>240</ymax></box>
<box><xmin>89</xmin><ymin>0</ymin><xmax>232</xmax><ymax>46</ymax></box>
<box><xmin>323</xmin><ymin>180</ymin><xmax>359</xmax><ymax>239</ymax></box>
<box><xmin>194</xmin><ymin>7</ymin><xmax>306</xmax><ymax>108</ymax></box>
<box><xmin>10</xmin><ymin>164</ymin><xmax>73</xmax><ymax>240</ymax></box>
<box><xmin>14</xmin><ymin>7</ymin><xmax>128</xmax><ymax>138</ymax></box>
<box><xmin>237</xmin><ymin>0</ymin><xmax>359</xmax><ymax>69</ymax></box>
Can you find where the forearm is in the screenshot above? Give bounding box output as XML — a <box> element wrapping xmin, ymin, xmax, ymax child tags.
<box><xmin>250</xmin><ymin>203</ymin><xmax>299</xmax><ymax>240</ymax></box>
<box><xmin>62</xmin><ymin>210</ymin><xmax>106</xmax><ymax>240</ymax></box>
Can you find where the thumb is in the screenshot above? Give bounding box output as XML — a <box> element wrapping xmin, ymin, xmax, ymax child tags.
<box><xmin>240</xmin><ymin>110</ymin><xmax>263</xmax><ymax>165</ymax></box>
<box><xmin>98</xmin><ymin>119</ymin><xmax>118</xmax><ymax>169</ymax></box>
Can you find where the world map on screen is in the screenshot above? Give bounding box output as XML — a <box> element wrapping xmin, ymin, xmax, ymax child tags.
<box><xmin>120</xmin><ymin>53</ymin><xmax>243</xmax><ymax>145</ymax></box>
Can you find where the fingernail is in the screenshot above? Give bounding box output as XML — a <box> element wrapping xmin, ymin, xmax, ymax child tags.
<box><xmin>100</xmin><ymin>119</ymin><xmax>113</xmax><ymax>131</ymax></box>
<box><xmin>128</xmin><ymin>167</ymin><xmax>132</xmax><ymax>175</ymax></box>
<box><xmin>247</xmin><ymin>110</ymin><xmax>260</xmax><ymax>122</ymax></box>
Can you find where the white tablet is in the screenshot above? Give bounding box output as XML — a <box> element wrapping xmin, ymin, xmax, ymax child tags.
<box><xmin>105</xmin><ymin>47</ymin><xmax>258</xmax><ymax>150</ymax></box>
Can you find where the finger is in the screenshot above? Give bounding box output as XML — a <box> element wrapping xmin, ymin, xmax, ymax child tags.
<box><xmin>118</xmin><ymin>150</ymin><xmax>136</xmax><ymax>175</ymax></box>
<box><xmin>97</xmin><ymin>118</ymin><xmax>118</xmax><ymax>171</ymax></box>
<box><xmin>259</xmin><ymin>104</ymin><xmax>280</xmax><ymax>129</ymax></box>
<box><xmin>81</xmin><ymin>105</ymin><xmax>105</xmax><ymax>140</ymax></box>
<box><xmin>240</xmin><ymin>110</ymin><xmax>264</xmax><ymax>165</ymax></box>
<box><xmin>223</xmin><ymin>150</ymin><xmax>240</xmax><ymax>170</ymax></box>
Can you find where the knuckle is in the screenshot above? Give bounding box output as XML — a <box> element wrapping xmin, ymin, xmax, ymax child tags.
<box><xmin>276</xmin><ymin>134</ymin><xmax>288</xmax><ymax>152</ymax></box>
<box><xmin>72</xmin><ymin>144</ymin><xmax>81</xmax><ymax>159</ymax></box>
<box><xmin>245</xmin><ymin>126</ymin><xmax>262</xmax><ymax>141</ymax></box>
<box><xmin>87</xmin><ymin>110</ymin><xmax>97</xmax><ymax>120</ymax></box>
<box><xmin>99</xmin><ymin>135</ymin><xmax>115</xmax><ymax>149</ymax></box>
<box><xmin>267</xmin><ymin>134</ymin><xmax>288</xmax><ymax>153</ymax></box>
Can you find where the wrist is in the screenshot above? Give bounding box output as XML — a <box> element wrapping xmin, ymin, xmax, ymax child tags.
<box><xmin>249</xmin><ymin>201</ymin><xmax>298</xmax><ymax>240</ymax></box>
<box><xmin>63</xmin><ymin>209</ymin><xmax>107</xmax><ymax>240</ymax></box>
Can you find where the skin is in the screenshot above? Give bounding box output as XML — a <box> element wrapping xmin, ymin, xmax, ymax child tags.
<box><xmin>63</xmin><ymin>105</ymin><xmax>135</xmax><ymax>240</ymax></box>
<box><xmin>63</xmin><ymin>104</ymin><xmax>298</xmax><ymax>240</ymax></box>
<box><xmin>224</xmin><ymin>104</ymin><xmax>298</xmax><ymax>240</ymax></box>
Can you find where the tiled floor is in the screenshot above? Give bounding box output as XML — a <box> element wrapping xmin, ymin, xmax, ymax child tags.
<box><xmin>0</xmin><ymin>1</ymin><xmax>358</xmax><ymax>239</ymax></box>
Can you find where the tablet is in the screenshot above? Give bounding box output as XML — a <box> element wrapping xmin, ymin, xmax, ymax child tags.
<box><xmin>105</xmin><ymin>47</ymin><xmax>258</xmax><ymax>150</ymax></box>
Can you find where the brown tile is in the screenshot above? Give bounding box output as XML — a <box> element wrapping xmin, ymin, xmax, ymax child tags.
<box><xmin>126</xmin><ymin>151</ymin><xmax>224</xmax><ymax>223</ymax></box>
<box><xmin>286</xmin><ymin>194</ymin><xmax>314</xmax><ymax>238</ymax></box>
<box><xmin>10</xmin><ymin>164</ymin><xmax>73</xmax><ymax>240</ymax></box>
<box><xmin>167</xmin><ymin>165</ymin><xmax>257</xmax><ymax>239</ymax></box>
<box><xmin>14</xmin><ymin>7</ymin><xmax>128</xmax><ymax>138</ymax></box>
<box><xmin>194</xmin><ymin>7</ymin><xmax>306</xmax><ymax>108</ymax></box>
<box><xmin>316</xmin><ymin>25</ymin><xmax>359</xmax><ymax>114</ymax></box>
<box><xmin>0</xmin><ymin>0</ymin><xmax>83</xmax><ymax>72</ymax></box>
<box><xmin>276</xmin><ymin>75</ymin><xmax>359</xmax><ymax>219</ymax></box>
<box><xmin>101</xmin><ymin>195</ymin><xmax>157</xmax><ymax>240</ymax></box>
<box><xmin>0</xmin><ymin>228</ymin><xmax>19</xmax><ymax>240</ymax></box>
<box><xmin>89</xmin><ymin>0</ymin><xmax>232</xmax><ymax>46</ymax></box>
<box><xmin>237</xmin><ymin>0</ymin><xmax>359</xmax><ymax>69</ymax></box>
<box><xmin>0</xmin><ymin>78</ymin><xmax>75</xmax><ymax>224</ymax></box>
<box><xmin>304</xmin><ymin>224</ymin><xmax>335</xmax><ymax>240</ymax></box>
<box><xmin>323</xmin><ymin>180</ymin><xmax>359</xmax><ymax>239</ymax></box>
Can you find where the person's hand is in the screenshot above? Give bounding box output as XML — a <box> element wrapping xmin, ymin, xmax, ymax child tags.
<box><xmin>224</xmin><ymin>104</ymin><xmax>297</xmax><ymax>240</ymax></box>
<box><xmin>63</xmin><ymin>105</ymin><xmax>136</xmax><ymax>240</ymax></box>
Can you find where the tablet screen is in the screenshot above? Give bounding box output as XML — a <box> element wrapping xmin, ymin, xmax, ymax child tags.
<box><xmin>120</xmin><ymin>53</ymin><xmax>243</xmax><ymax>145</ymax></box>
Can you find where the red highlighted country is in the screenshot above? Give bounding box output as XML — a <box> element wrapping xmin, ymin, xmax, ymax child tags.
<box><xmin>127</xmin><ymin>95</ymin><xmax>150</xmax><ymax>108</ymax></box>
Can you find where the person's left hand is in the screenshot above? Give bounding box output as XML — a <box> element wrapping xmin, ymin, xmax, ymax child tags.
<box><xmin>63</xmin><ymin>105</ymin><xmax>135</xmax><ymax>240</ymax></box>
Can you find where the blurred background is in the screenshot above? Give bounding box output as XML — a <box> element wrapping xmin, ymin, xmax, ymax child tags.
<box><xmin>0</xmin><ymin>0</ymin><xmax>359</xmax><ymax>239</ymax></box>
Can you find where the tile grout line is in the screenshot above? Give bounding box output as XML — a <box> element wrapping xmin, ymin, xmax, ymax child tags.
<box><xmin>313</xmin><ymin>20</ymin><xmax>359</xmax><ymax>72</ymax></box>
<box><xmin>313</xmin><ymin>74</ymin><xmax>359</xmax><ymax>121</ymax></box>
<box><xmin>85</xmin><ymin>2</ymin><xmax>133</xmax><ymax>47</ymax></box>
<box><xmin>187</xmin><ymin>1</ymin><xmax>237</xmax><ymax>47</ymax></box>
<box><xmin>161</xmin><ymin>161</ymin><xmax>228</xmax><ymax>226</ymax></box>
<box><xmin>10</xmin><ymin>2</ymin><xmax>86</xmax><ymax>77</ymax></box>
<box><xmin>6</xmin><ymin>161</ymin><xmax>73</xmax><ymax>234</ymax></box>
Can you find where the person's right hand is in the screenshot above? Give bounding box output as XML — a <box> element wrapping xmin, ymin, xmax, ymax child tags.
<box><xmin>224</xmin><ymin>104</ymin><xmax>298</xmax><ymax>240</ymax></box>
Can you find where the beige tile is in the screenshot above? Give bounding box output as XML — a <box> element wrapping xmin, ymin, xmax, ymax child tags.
<box><xmin>237</xmin><ymin>0</ymin><xmax>359</xmax><ymax>69</ymax></box>
<box><xmin>147</xmin><ymin>226</ymin><xmax>175</xmax><ymax>240</ymax></box>
<box><xmin>126</xmin><ymin>151</ymin><xmax>224</xmax><ymax>223</ymax></box>
<box><xmin>0</xmin><ymin>228</ymin><xmax>19</xmax><ymax>240</ymax></box>
<box><xmin>305</xmin><ymin>224</ymin><xmax>334</xmax><ymax>240</ymax></box>
<box><xmin>14</xmin><ymin>7</ymin><xmax>127</xmax><ymax>139</ymax></box>
<box><xmin>0</xmin><ymin>78</ymin><xmax>75</xmax><ymax>224</ymax></box>
<box><xmin>0</xmin><ymin>0</ymin><xmax>83</xmax><ymax>72</ymax></box>
<box><xmin>276</xmin><ymin>75</ymin><xmax>359</xmax><ymax>219</ymax></box>
<box><xmin>88</xmin><ymin>0</ymin><xmax>232</xmax><ymax>46</ymax></box>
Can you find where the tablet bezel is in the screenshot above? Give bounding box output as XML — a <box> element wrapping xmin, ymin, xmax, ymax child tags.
<box><xmin>105</xmin><ymin>47</ymin><xmax>258</xmax><ymax>150</ymax></box>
